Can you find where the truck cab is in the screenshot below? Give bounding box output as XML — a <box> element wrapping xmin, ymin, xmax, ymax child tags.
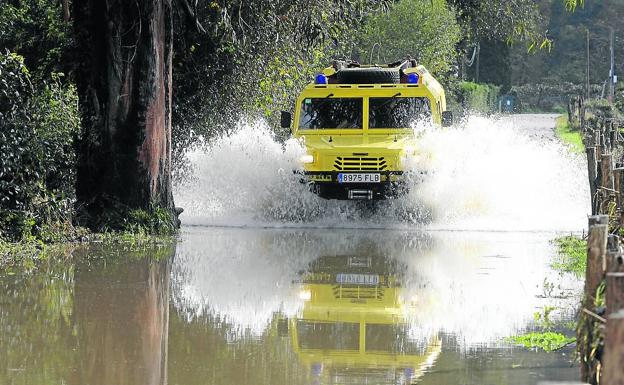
<box><xmin>282</xmin><ymin>59</ymin><xmax>451</xmax><ymax>200</ymax></box>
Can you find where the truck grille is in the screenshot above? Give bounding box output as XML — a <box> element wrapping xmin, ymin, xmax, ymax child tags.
<box><xmin>333</xmin><ymin>285</ymin><xmax>384</xmax><ymax>300</ymax></box>
<box><xmin>334</xmin><ymin>156</ymin><xmax>387</xmax><ymax>171</ymax></box>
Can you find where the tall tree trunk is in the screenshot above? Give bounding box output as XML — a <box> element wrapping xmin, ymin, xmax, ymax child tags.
<box><xmin>73</xmin><ymin>0</ymin><xmax>176</xmax><ymax>229</ymax></box>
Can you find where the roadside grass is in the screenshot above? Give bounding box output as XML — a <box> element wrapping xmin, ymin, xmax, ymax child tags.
<box><xmin>555</xmin><ymin>115</ymin><xmax>584</xmax><ymax>153</ymax></box>
<box><xmin>551</xmin><ymin>235</ymin><xmax>586</xmax><ymax>277</ymax></box>
<box><xmin>1</xmin><ymin>230</ymin><xmax>176</xmax><ymax>274</ymax></box>
<box><xmin>0</xmin><ymin>239</ymin><xmax>75</xmax><ymax>275</ymax></box>
<box><xmin>1</xmin><ymin>208</ymin><xmax>179</xmax><ymax>274</ymax></box>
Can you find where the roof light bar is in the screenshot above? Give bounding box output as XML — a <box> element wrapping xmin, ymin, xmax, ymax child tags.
<box><xmin>407</xmin><ymin>73</ymin><xmax>420</xmax><ymax>84</ymax></box>
<box><xmin>315</xmin><ymin>74</ymin><xmax>328</xmax><ymax>85</ymax></box>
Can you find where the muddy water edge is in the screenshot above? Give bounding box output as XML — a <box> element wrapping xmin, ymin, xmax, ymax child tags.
<box><xmin>1</xmin><ymin>227</ymin><xmax>582</xmax><ymax>385</ymax></box>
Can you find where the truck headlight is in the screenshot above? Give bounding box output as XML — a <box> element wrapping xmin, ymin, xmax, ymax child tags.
<box><xmin>298</xmin><ymin>289</ymin><xmax>312</xmax><ymax>301</ymax></box>
<box><xmin>299</xmin><ymin>154</ymin><xmax>314</xmax><ymax>164</ymax></box>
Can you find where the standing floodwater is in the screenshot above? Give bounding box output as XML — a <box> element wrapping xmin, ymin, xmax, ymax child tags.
<box><xmin>1</xmin><ymin>115</ymin><xmax>589</xmax><ymax>384</ymax></box>
<box><xmin>1</xmin><ymin>228</ymin><xmax>582</xmax><ymax>385</ymax></box>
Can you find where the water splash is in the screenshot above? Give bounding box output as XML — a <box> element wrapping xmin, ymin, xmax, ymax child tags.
<box><xmin>175</xmin><ymin>115</ymin><xmax>589</xmax><ymax>232</ymax></box>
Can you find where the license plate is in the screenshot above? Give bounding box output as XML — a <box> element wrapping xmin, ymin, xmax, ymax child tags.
<box><xmin>338</xmin><ymin>173</ymin><xmax>380</xmax><ymax>183</ymax></box>
<box><xmin>336</xmin><ymin>273</ymin><xmax>379</xmax><ymax>285</ymax></box>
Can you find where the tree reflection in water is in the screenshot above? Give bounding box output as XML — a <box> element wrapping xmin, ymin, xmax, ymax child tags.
<box><xmin>71</xmin><ymin>244</ymin><xmax>174</xmax><ymax>385</ymax></box>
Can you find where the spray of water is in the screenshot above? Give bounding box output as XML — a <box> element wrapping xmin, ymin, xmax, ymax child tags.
<box><xmin>175</xmin><ymin>115</ymin><xmax>589</xmax><ymax>232</ymax></box>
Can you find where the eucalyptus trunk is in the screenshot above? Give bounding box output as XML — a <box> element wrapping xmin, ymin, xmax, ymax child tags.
<box><xmin>73</xmin><ymin>0</ymin><xmax>176</xmax><ymax>228</ymax></box>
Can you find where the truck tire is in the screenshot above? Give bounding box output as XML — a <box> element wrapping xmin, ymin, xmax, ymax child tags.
<box><xmin>336</xmin><ymin>68</ymin><xmax>401</xmax><ymax>84</ymax></box>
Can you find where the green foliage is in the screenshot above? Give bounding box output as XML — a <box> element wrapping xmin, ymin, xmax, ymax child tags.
<box><xmin>123</xmin><ymin>208</ymin><xmax>178</xmax><ymax>236</ymax></box>
<box><xmin>509</xmin><ymin>83</ymin><xmax>598</xmax><ymax>112</ymax></box>
<box><xmin>93</xmin><ymin>201</ymin><xmax>178</xmax><ymax>236</ymax></box>
<box><xmin>555</xmin><ymin>116</ymin><xmax>584</xmax><ymax>153</ymax></box>
<box><xmin>564</xmin><ymin>0</ymin><xmax>585</xmax><ymax>12</ymax></box>
<box><xmin>534</xmin><ymin>306</ymin><xmax>557</xmax><ymax>330</ymax></box>
<box><xmin>507</xmin><ymin>332</ymin><xmax>575</xmax><ymax>352</ymax></box>
<box><xmin>511</xmin><ymin>1</ymin><xmax>624</xmax><ymax>91</ymax></box>
<box><xmin>0</xmin><ymin>51</ymin><xmax>80</xmax><ymax>242</ymax></box>
<box><xmin>551</xmin><ymin>235</ymin><xmax>586</xmax><ymax>277</ymax></box>
<box><xmin>507</xmin><ymin>304</ymin><xmax>576</xmax><ymax>352</ymax></box>
<box><xmin>585</xmin><ymin>98</ymin><xmax>622</xmax><ymax>121</ymax></box>
<box><xmin>0</xmin><ymin>0</ymin><xmax>72</xmax><ymax>80</ymax></box>
<box><xmin>449</xmin><ymin>0</ymin><xmax>543</xmax><ymax>43</ymax></box>
<box><xmin>355</xmin><ymin>0</ymin><xmax>462</xmax><ymax>77</ymax></box>
<box><xmin>576</xmin><ymin>279</ymin><xmax>605</xmax><ymax>382</ymax></box>
<box><xmin>457</xmin><ymin>81</ymin><xmax>501</xmax><ymax>114</ymax></box>
<box><xmin>0</xmin><ymin>237</ymin><xmax>80</xmax><ymax>274</ymax></box>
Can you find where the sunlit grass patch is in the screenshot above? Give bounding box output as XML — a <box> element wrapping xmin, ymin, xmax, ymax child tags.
<box><xmin>555</xmin><ymin>115</ymin><xmax>584</xmax><ymax>153</ymax></box>
<box><xmin>551</xmin><ymin>235</ymin><xmax>586</xmax><ymax>277</ymax></box>
<box><xmin>507</xmin><ymin>332</ymin><xmax>575</xmax><ymax>352</ymax></box>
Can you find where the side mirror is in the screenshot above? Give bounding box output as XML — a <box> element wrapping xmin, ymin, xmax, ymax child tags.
<box><xmin>442</xmin><ymin>111</ymin><xmax>453</xmax><ymax>127</ymax></box>
<box><xmin>280</xmin><ymin>111</ymin><xmax>292</xmax><ymax>129</ymax></box>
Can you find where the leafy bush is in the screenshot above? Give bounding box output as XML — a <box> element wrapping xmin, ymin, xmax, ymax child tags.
<box><xmin>585</xmin><ymin>98</ymin><xmax>622</xmax><ymax>121</ymax></box>
<box><xmin>0</xmin><ymin>51</ymin><xmax>80</xmax><ymax>242</ymax></box>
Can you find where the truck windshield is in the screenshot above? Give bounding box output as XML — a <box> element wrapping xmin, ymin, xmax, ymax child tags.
<box><xmin>369</xmin><ymin>97</ymin><xmax>432</xmax><ymax>128</ymax></box>
<box><xmin>299</xmin><ymin>98</ymin><xmax>363</xmax><ymax>129</ymax></box>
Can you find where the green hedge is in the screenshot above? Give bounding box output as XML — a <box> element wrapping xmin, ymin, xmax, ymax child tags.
<box><xmin>457</xmin><ymin>81</ymin><xmax>501</xmax><ymax>114</ymax></box>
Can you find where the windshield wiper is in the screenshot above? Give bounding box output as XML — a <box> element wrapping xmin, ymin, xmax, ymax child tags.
<box><xmin>301</xmin><ymin>93</ymin><xmax>336</xmax><ymax>128</ymax></box>
<box><xmin>313</xmin><ymin>93</ymin><xmax>335</xmax><ymax>109</ymax></box>
<box><xmin>377</xmin><ymin>92</ymin><xmax>402</xmax><ymax>109</ymax></box>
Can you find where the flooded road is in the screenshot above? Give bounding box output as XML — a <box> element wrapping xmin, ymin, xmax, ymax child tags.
<box><xmin>1</xmin><ymin>115</ymin><xmax>589</xmax><ymax>384</ymax></box>
<box><xmin>1</xmin><ymin>227</ymin><xmax>582</xmax><ymax>385</ymax></box>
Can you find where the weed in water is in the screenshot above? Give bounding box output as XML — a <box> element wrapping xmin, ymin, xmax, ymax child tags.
<box><xmin>534</xmin><ymin>306</ymin><xmax>556</xmax><ymax>330</ymax></box>
<box><xmin>507</xmin><ymin>332</ymin><xmax>575</xmax><ymax>352</ymax></box>
<box><xmin>551</xmin><ymin>235</ymin><xmax>586</xmax><ymax>277</ymax></box>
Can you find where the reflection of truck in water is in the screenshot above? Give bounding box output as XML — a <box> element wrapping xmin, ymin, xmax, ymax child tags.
<box><xmin>286</xmin><ymin>254</ymin><xmax>440</xmax><ymax>384</ymax></box>
<box><xmin>281</xmin><ymin>59</ymin><xmax>452</xmax><ymax>200</ymax></box>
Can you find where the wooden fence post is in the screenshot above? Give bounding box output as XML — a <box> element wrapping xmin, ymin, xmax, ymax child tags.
<box><xmin>585</xmin><ymin>215</ymin><xmax>609</xmax><ymax>305</ymax></box>
<box><xmin>602</xmin><ymin>153</ymin><xmax>614</xmax><ymax>191</ymax></box>
<box><xmin>581</xmin><ymin>216</ymin><xmax>609</xmax><ymax>382</ymax></box>
<box><xmin>599</xmin><ymin>153</ymin><xmax>615</xmax><ymax>215</ymax></box>
<box><xmin>588</xmin><ymin>147</ymin><xmax>598</xmax><ymax>214</ymax></box>
<box><xmin>614</xmin><ymin>168</ymin><xmax>624</xmax><ymax>226</ymax></box>
<box><xmin>604</xmin><ymin>250</ymin><xmax>624</xmax><ymax>385</ymax></box>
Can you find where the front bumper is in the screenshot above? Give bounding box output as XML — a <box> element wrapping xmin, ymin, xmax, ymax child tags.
<box><xmin>302</xmin><ymin>171</ymin><xmax>408</xmax><ymax>200</ymax></box>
